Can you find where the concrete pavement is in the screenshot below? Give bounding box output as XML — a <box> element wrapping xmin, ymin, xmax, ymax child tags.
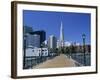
<box><xmin>33</xmin><ymin>54</ymin><xmax>76</xmax><ymax>69</ymax></box>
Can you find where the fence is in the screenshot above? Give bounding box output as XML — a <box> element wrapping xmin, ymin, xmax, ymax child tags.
<box><xmin>69</xmin><ymin>53</ymin><xmax>91</xmax><ymax>66</ymax></box>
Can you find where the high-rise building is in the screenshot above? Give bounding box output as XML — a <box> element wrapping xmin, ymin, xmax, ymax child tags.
<box><xmin>25</xmin><ymin>34</ymin><xmax>40</xmax><ymax>48</ymax></box>
<box><xmin>48</xmin><ymin>35</ymin><xmax>57</xmax><ymax>49</ymax></box>
<box><xmin>30</xmin><ymin>30</ymin><xmax>46</xmax><ymax>47</ymax></box>
<box><xmin>23</xmin><ymin>26</ymin><xmax>34</xmax><ymax>48</ymax></box>
<box><xmin>32</xmin><ymin>34</ymin><xmax>40</xmax><ymax>48</ymax></box>
<box><xmin>57</xmin><ymin>40</ymin><xmax>60</xmax><ymax>48</ymax></box>
<box><xmin>25</xmin><ymin>33</ymin><xmax>33</xmax><ymax>48</ymax></box>
<box><xmin>59</xmin><ymin>21</ymin><xmax>64</xmax><ymax>47</ymax></box>
<box><xmin>23</xmin><ymin>26</ymin><xmax>33</xmax><ymax>34</ymax></box>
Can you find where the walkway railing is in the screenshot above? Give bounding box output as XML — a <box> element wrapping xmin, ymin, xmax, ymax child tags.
<box><xmin>67</xmin><ymin>53</ymin><xmax>90</xmax><ymax>66</ymax></box>
<box><xmin>23</xmin><ymin>53</ymin><xmax>58</xmax><ymax>69</ymax></box>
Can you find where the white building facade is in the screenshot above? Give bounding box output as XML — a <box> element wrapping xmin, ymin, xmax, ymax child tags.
<box><xmin>48</xmin><ymin>35</ymin><xmax>57</xmax><ymax>49</ymax></box>
<box><xmin>26</xmin><ymin>47</ymin><xmax>49</xmax><ymax>57</ymax></box>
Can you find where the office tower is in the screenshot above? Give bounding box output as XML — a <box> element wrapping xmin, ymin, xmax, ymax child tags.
<box><xmin>60</xmin><ymin>21</ymin><xmax>64</xmax><ymax>47</ymax></box>
<box><xmin>25</xmin><ymin>33</ymin><xmax>33</xmax><ymax>48</ymax></box>
<box><xmin>30</xmin><ymin>30</ymin><xmax>46</xmax><ymax>47</ymax></box>
<box><xmin>33</xmin><ymin>34</ymin><xmax>40</xmax><ymax>48</ymax></box>
<box><xmin>23</xmin><ymin>26</ymin><xmax>33</xmax><ymax>34</ymax></box>
<box><xmin>48</xmin><ymin>35</ymin><xmax>57</xmax><ymax>49</ymax></box>
<box><xmin>23</xmin><ymin>26</ymin><xmax>33</xmax><ymax>48</ymax></box>
<box><xmin>25</xmin><ymin>34</ymin><xmax>40</xmax><ymax>48</ymax></box>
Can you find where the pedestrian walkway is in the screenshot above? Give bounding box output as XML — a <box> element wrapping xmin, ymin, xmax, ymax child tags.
<box><xmin>33</xmin><ymin>54</ymin><xmax>76</xmax><ymax>69</ymax></box>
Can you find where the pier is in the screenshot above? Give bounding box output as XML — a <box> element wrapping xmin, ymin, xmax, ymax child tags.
<box><xmin>33</xmin><ymin>54</ymin><xmax>76</xmax><ymax>68</ymax></box>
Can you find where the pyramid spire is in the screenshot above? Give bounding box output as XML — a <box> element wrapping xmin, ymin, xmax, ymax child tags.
<box><xmin>60</xmin><ymin>21</ymin><xmax>64</xmax><ymax>47</ymax></box>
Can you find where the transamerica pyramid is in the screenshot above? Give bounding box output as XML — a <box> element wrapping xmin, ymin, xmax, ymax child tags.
<box><xmin>60</xmin><ymin>21</ymin><xmax>64</xmax><ymax>47</ymax></box>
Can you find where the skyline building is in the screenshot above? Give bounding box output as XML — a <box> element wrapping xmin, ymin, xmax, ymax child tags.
<box><xmin>25</xmin><ymin>33</ymin><xmax>33</xmax><ymax>48</ymax></box>
<box><xmin>32</xmin><ymin>34</ymin><xmax>40</xmax><ymax>48</ymax></box>
<box><xmin>23</xmin><ymin>26</ymin><xmax>33</xmax><ymax>34</ymax></box>
<box><xmin>59</xmin><ymin>21</ymin><xmax>64</xmax><ymax>47</ymax></box>
<box><xmin>23</xmin><ymin>26</ymin><xmax>46</xmax><ymax>48</ymax></box>
<box><xmin>23</xmin><ymin>26</ymin><xmax>33</xmax><ymax>48</ymax></box>
<box><xmin>25</xmin><ymin>33</ymin><xmax>40</xmax><ymax>48</ymax></box>
<box><xmin>48</xmin><ymin>35</ymin><xmax>57</xmax><ymax>49</ymax></box>
<box><xmin>57</xmin><ymin>40</ymin><xmax>60</xmax><ymax>48</ymax></box>
<box><xmin>30</xmin><ymin>30</ymin><xmax>46</xmax><ymax>47</ymax></box>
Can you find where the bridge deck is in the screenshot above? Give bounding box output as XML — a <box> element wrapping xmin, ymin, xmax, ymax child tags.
<box><xmin>33</xmin><ymin>54</ymin><xmax>76</xmax><ymax>68</ymax></box>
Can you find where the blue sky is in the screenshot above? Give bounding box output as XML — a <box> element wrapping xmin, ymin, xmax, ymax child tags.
<box><xmin>23</xmin><ymin>10</ymin><xmax>91</xmax><ymax>45</ymax></box>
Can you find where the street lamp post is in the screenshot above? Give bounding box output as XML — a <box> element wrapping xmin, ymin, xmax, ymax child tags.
<box><xmin>82</xmin><ymin>34</ymin><xmax>86</xmax><ymax>66</ymax></box>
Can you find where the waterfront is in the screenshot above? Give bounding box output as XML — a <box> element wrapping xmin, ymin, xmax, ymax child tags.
<box><xmin>23</xmin><ymin>52</ymin><xmax>91</xmax><ymax>69</ymax></box>
<box><xmin>23</xmin><ymin>10</ymin><xmax>91</xmax><ymax>69</ymax></box>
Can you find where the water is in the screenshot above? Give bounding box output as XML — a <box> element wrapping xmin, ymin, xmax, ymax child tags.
<box><xmin>69</xmin><ymin>53</ymin><xmax>91</xmax><ymax>66</ymax></box>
